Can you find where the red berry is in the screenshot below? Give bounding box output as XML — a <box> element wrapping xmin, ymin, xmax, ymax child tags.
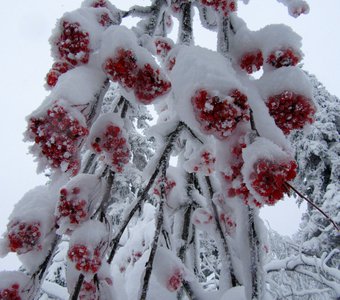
<box><xmin>166</xmin><ymin>269</ymin><xmax>183</xmax><ymax>292</ymax></box>
<box><xmin>103</xmin><ymin>48</ymin><xmax>138</xmax><ymax>89</ymax></box>
<box><xmin>155</xmin><ymin>38</ymin><xmax>173</xmax><ymax>59</ymax></box>
<box><xmin>192</xmin><ymin>89</ymin><xmax>249</xmax><ymax>139</ymax></box>
<box><xmin>68</xmin><ymin>244</ymin><xmax>102</xmax><ymax>274</ymax></box>
<box><xmin>90</xmin><ymin>124</ymin><xmax>130</xmax><ymax>172</ymax></box>
<box><xmin>56</xmin><ymin>21</ymin><xmax>90</xmax><ymax>66</ymax></box>
<box><xmin>134</xmin><ymin>64</ymin><xmax>172</xmax><ymax>104</ymax></box>
<box><xmin>46</xmin><ymin>61</ymin><xmax>73</xmax><ymax>87</ymax></box>
<box><xmin>239</xmin><ymin>50</ymin><xmax>263</xmax><ymax>74</ymax></box>
<box><xmin>153</xmin><ymin>177</ymin><xmax>176</xmax><ymax>197</ymax></box>
<box><xmin>267</xmin><ymin>91</ymin><xmax>315</xmax><ymax>134</ymax></box>
<box><xmin>28</xmin><ymin>103</ymin><xmax>88</xmax><ymax>174</ymax></box>
<box><xmin>250</xmin><ymin>159</ymin><xmax>297</xmax><ymax>205</ymax></box>
<box><xmin>266</xmin><ymin>48</ymin><xmax>300</xmax><ymax>68</ymax></box>
<box><xmin>7</xmin><ymin>221</ymin><xmax>41</xmax><ymax>254</ymax></box>
<box><xmin>200</xmin><ymin>0</ymin><xmax>237</xmax><ymax>15</ymax></box>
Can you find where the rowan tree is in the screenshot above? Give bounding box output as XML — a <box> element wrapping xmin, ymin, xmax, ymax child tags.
<box><xmin>0</xmin><ymin>0</ymin><xmax>338</xmax><ymax>300</ymax></box>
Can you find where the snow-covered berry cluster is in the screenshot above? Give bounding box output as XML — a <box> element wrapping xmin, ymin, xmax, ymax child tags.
<box><xmin>103</xmin><ymin>48</ymin><xmax>171</xmax><ymax>104</ymax></box>
<box><xmin>68</xmin><ymin>244</ymin><xmax>102</xmax><ymax>273</ymax></box>
<box><xmin>46</xmin><ymin>61</ymin><xmax>73</xmax><ymax>87</ymax></box>
<box><xmin>154</xmin><ymin>38</ymin><xmax>173</xmax><ymax>59</ymax></box>
<box><xmin>6</xmin><ymin>221</ymin><xmax>41</xmax><ymax>255</ymax></box>
<box><xmin>219</xmin><ymin>212</ymin><xmax>236</xmax><ymax>235</ymax></box>
<box><xmin>239</xmin><ymin>50</ymin><xmax>264</xmax><ymax>74</ymax></box>
<box><xmin>103</xmin><ymin>48</ymin><xmax>138</xmax><ymax>89</ymax></box>
<box><xmin>200</xmin><ymin>0</ymin><xmax>237</xmax><ymax>15</ymax></box>
<box><xmin>0</xmin><ymin>283</ymin><xmax>22</xmax><ymax>300</ymax></box>
<box><xmin>192</xmin><ymin>151</ymin><xmax>216</xmax><ymax>176</ymax></box>
<box><xmin>266</xmin><ymin>48</ymin><xmax>300</xmax><ymax>68</ymax></box>
<box><xmin>250</xmin><ymin>159</ymin><xmax>297</xmax><ymax>205</ymax></box>
<box><xmin>28</xmin><ymin>102</ymin><xmax>88</xmax><ymax>175</ymax></box>
<box><xmin>55</xmin><ymin>175</ymin><xmax>101</xmax><ymax>233</ymax></box>
<box><xmin>192</xmin><ymin>208</ymin><xmax>213</xmax><ymax>226</ymax></box>
<box><xmin>57</xmin><ymin>188</ymin><xmax>87</xmax><ymax>226</ymax></box>
<box><xmin>56</xmin><ymin>21</ymin><xmax>90</xmax><ymax>66</ymax></box>
<box><xmin>90</xmin><ymin>123</ymin><xmax>130</xmax><ymax>172</ymax></box>
<box><xmin>79</xmin><ymin>280</ymin><xmax>98</xmax><ymax>300</ymax></box>
<box><xmin>153</xmin><ymin>176</ymin><xmax>176</xmax><ymax>197</ymax></box>
<box><xmin>0</xmin><ymin>272</ymin><xmax>29</xmax><ymax>300</ymax></box>
<box><xmin>222</xmin><ymin>141</ymin><xmax>257</xmax><ymax>206</ymax></box>
<box><xmin>166</xmin><ymin>269</ymin><xmax>183</xmax><ymax>292</ymax></box>
<box><xmin>266</xmin><ymin>91</ymin><xmax>315</xmax><ymax>134</ymax></box>
<box><xmin>192</xmin><ymin>89</ymin><xmax>250</xmax><ymax>139</ymax></box>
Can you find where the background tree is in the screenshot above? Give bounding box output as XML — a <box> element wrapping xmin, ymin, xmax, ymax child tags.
<box><xmin>0</xmin><ymin>1</ymin><xmax>338</xmax><ymax>300</ymax></box>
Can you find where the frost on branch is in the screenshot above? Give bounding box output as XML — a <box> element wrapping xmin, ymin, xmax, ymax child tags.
<box><xmin>55</xmin><ymin>174</ymin><xmax>102</xmax><ymax>234</ymax></box>
<box><xmin>26</xmin><ymin>100</ymin><xmax>89</xmax><ymax>175</ymax></box>
<box><xmin>88</xmin><ymin>113</ymin><xmax>131</xmax><ymax>172</ymax></box>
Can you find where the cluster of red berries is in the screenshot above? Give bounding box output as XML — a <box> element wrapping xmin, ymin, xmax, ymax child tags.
<box><xmin>192</xmin><ymin>89</ymin><xmax>250</xmax><ymax>139</ymax></box>
<box><xmin>171</xmin><ymin>0</ymin><xmax>187</xmax><ymax>13</ymax></box>
<box><xmin>266</xmin><ymin>48</ymin><xmax>300</xmax><ymax>68</ymax></box>
<box><xmin>267</xmin><ymin>91</ymin><xmax>315</xmax><ymax>134</ymax></box>
<box><xmin>223</xmin><ymin>142</ymin><xmax>256</xmax><ymax>205</ymax></box>
<box><xmin>29</xmin><ymin>104</ymin><xmax>88</xmax><ymax>175</ymax></box>
<box><xmin>7</xmin><ymin>221</ymin><xmax>41</xmax><ymax>255</ymax></box>
<box><xmin>200</xmin><ymin>0</ymin><xmax>237</xmax><ymax>15</ymax></box>
<box><xmin>193</xmin><ymin>209</ymin><xmax>213</xmax><ymax>226</ymax></box>
<box><xmin>166</xmin><ymin>269</ymin><xmax>183</xmax><ymax>292</ymax></box>
<box><xmin>250</xmin><ymin>159</ymin><xmax>297</xmax><ymax>205</ymax></box>
<box><xmin>56</xmin><ymin>187</ymin><xmax>88</xmax><ymax>226</ymax></box>
<box><xmin>239</xmin><ymin>50</ymin><xmax>264</xmax><ymax>74</ymax></box>
<box><xmin>68</xmin><ymin>244</ymin><xmax>102</xmax><ymax>273</ymax></box>
<box><xmin>155</xmin><ymin>38</ymin><xmax>173</xmax><ymax>59</ymax></box>
<box><xmin>103</xmin><ymin>48</ymin><xmax>171</xmax><ymax>104</ymax></box>
<box><xmin>153</xmin><ymin>177</ymin><xmax>176</xmax><ymax>197</ymax></box>
<box><xmin>79</xmin><ymin>280</ymin><xmax>98</xmax><ymax>300</ymax></box>
<box><xmin>103</xmin><ymin>48</ymin><xmax>137</xmax><ymax>89</ymax></box>
<box><xmin>46</xmin><ymin>61</ymin><xmax>73</xmax><ymax>87</ymax></box>
<box><xmin>56</xmin><ymin>21</ymin><xmax>90</xmax><ymax>66</ymax></box>
<box><xmin>220</xmin><ymin>212</ymin><xmax>236</xmax><ymax>234</ymax></box>
<box><xmin>0</xmin><ymin>283</ymin><xmax>22</xmax><ymax>300</ymax></box>
<box><xmin>90</xmin><ymin>124</ymin><xmax>130</xmax><ymax>172</ymax></box>
<box><xmin>192</xmin><ymin>151</ymin><xmax>216</xmax><ymax>175</ymax></box>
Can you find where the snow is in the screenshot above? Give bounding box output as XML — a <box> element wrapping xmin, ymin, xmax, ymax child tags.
<box><xmin>51</xmin><ymin>65</ymin><xmax>107</xmax><ymax>105</ymax></box>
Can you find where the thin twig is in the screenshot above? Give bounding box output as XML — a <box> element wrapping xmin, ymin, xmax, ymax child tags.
<box><xmin>285</xmin><ymin>182</ymin><xmax>339</xmax><ymax>231</ymax></box>
<box><xmin>139</xmin><ymin>163</ymin><xmax>166</xmax><ymax>300</ymax></box>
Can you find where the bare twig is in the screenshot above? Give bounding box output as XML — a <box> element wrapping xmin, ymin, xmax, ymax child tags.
<box><xmin>285</xmin><ymin>182</ymin><xmax>339</xmax><ymax>231</ymax></box>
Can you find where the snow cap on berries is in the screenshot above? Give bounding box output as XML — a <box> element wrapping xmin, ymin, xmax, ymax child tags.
<box><xmin>50</xmin><ymin>8</ymin><xmax>107</xmax><ymax>65</ymax></box>
<box><xmin>88</xmin><ymin>112</ymin><xmax>131</xmax><ymax>172</ymax></box>
<box><xmin>0</xmin><ymin>271</ymin><xmax>29</xmax><ymax>300</ymax></box>
<box><xmin>55</xmin><ymin>174</ymin><xmax>103</xmax><ymax>234</ymax></box>
<box><xmin>171</xmin><ymin>45</ymin><xmax>247</xmax><ymax>138</ymax></box>
<box><xmin>242</xmin><ymin>137</ymin><xmax>297</xmax><ymax>206</ymax></box>
<box><xmin>100</xmin><ymin>26</ymin><xmax>171</xmax><ymax>104</ymax></box>
<box><xmin>257</xmin><ymin>24</ymin><xmax>303</xmax><ymax>70</ymax></box>
<box><xmin>68</xmin><ymin>220</ymin><xmax>109</xmax><ymax>278</ymax></box>
<box><xmin>0</xmin><ymin>186</ymin><xmax>56</xmax><ymax>258</ymax></box>
<box><xmin>25</xmin><ymin>99</ymin><xmax>89</xmax><ymax>175</ymax></box>
<box><xmin>153</xmin><ymin>247</ymin><xmax>187</xmax><ymax>292</ymax></box>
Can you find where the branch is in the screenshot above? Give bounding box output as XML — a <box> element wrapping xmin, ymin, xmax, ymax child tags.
<box><xmin>285</xmin><ymin>182</ymin><xmax>339</xmax><ymax>232</ymax></box>
<box><xmin>179</xmin><ymin>2</ymin><xmax>193</xmax><ymax>45</ymax></box>
<box><xmin>70</xmin><ymin>274</ymin><xmax>85</xmax><ymax>300</ymax></box>
<box><xmin>205</xmin><ymin>176</ymin><xmax>239</xmax><ymax>287</ymax></box>
<box><xmin>107</xmin><ymin>122</ymin><xmax>185</xmax><ymax>264</ymax></box>
<box><xmin>139</xmin><ymin>163</ymin><xmax>166</xmax><ymax>300</ymax></box>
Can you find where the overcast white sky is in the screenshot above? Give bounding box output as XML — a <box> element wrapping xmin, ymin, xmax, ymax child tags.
<box><xmin>0</xmin><ymin>0</ymin><xmax>339</xmax><ymax>270</ymax></box>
